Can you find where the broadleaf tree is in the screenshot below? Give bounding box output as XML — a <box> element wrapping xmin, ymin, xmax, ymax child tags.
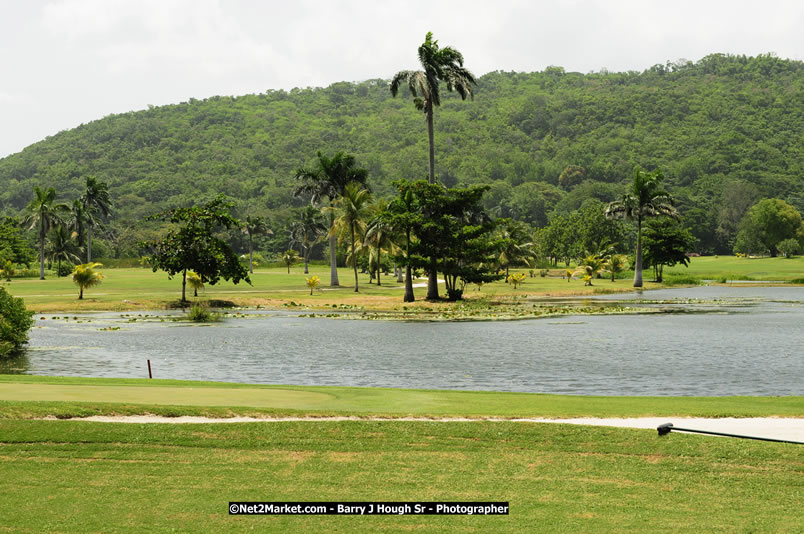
<box><xmin>142</xmin><ymin>195</ymin><xmax>250</xmax><ymax>303</ymax></box>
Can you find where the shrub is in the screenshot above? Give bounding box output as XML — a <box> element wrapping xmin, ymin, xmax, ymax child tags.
<box><xmin>1</xmin><ymin>260</ymin><xmax>15</xmax><ymax>281</ymax></box>
<box><xmin>777</xmin><ymin>238</ymin><xmax>800</xmax><ymax>258</ymax></box>
<box><xmin>509</xmin><ymin>272</ymin><xmax>527</xmax><ymax>289</ymax></box>
<box><xmin>0</xmin><ymin>287</ymin><xmax>34</xmax><ymax>357</ymax></box>
<box><xmin>305</xmin><ymin>275</ymin><xmax>321</xmax><ymax>295</ymax></box>
<box><xmin>187</xmin><ymin>304</ymin><xmax>218</xmax><ymax>322</ymax></box>
<box><xmin>663</xmin><ymin>275</ymin><xmax>703</xmax><ymax>286</ymax></box>
<box><xmin>57</xmin><ymin>261</ymin><xmax>76</xmax><ymax>277</ymax></box>
<box><xmin>539</xmin><ymin>269</ymin><xmax>548</xmax><ymax>277</ymax></box>
<box><xmin>72</xmin><ymin>263</ymin><xmax>104</xmax><ymax>300</ymax></box>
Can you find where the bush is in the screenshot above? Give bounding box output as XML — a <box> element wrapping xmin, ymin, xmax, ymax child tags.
<box><xmin>57</xmin><ymin>262</ymin><xmax>76</xmax><ymax>277</ymax></box>
<box><xmin>186</xmin><ymin>304</ymin><xmax>219</xmax><ymax>322</ymax></box>
<box><xmin>663</xmin><ymin>275</ymin><xmax>703</xmax><ymax>286</ymax></box>
<box><xmin>777</xmin><ymin>238</ymin><xmax>800</xmax><ymax>258</ymax></box>
<box><xmin>0</xmin><ymin>287</ymin><xmax>34</xmax><ymax>357</ymax></box>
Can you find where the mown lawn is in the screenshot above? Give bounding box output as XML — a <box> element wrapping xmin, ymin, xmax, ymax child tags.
<box><xmin>2</xmin><ymin>264</ymin><xmax>656</xmax><ymax>312</ymax></box>
<box><xmin>0</xmin><ymin>419</ymin><xmax>801</xmax><ymax>533</ymax></box>
<box><xmin>664</xmin><ymin>255</ymin><xmax>804</xmax><ymax>281</ymax></box>
<box><xmin>1</xmin><ymin>375</ymin><xmax>802</xmax><ymax>419</ymax></box>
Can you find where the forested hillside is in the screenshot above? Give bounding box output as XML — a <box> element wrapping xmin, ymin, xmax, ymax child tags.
<box><xmin>1</xmin><ymin>53</ymin><xmax>803</xmax><ymax>255</ymax></box>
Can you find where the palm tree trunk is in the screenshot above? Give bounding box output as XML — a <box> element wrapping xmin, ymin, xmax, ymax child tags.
<box><xmin>426</xmin><ymin>103</ymin><xmax>435</xmax><ymax>184</ymax></box>
<box><xmin>39</xmin><ymin>225</ymin><xmax>45</xmax><ymax>280</ymax></box>
<box><xmin>351</xmin><ymin>224</ymin><xmax>358</xmax><ymax>292</ymax></box>
<box><xmin>248</xmin><ymin>234</ymin><xmax>254</xmax><ymax>274</ymax></box>
<box><xmin>328</xmin><ymin>205</ymin><xmax>339</xmax><ymax>286</ymax></box>
<box><xmin>87</xmin><ymin>220</ymin><xmax>93</xmax><ymax>262</ymax></box>
<box><xmin>304</xmin><ymin>241</ymin><xmax>310</xmax><ymax>274</ymax></box>
<box><xmin>396</xmin><ymin>264</ymin><xmax>403</xmax><ymax>283</ymax></box>
<box><xmin>182</xmin><ymin>268</ymin><xmax>187</xmax><ymax>302</ymax></box>
<box><xmin>634</xmin><ymin>218</ymin><xmax>643</xmax><ymax>288</ymax></box>
<box><xmin>79</xmin><ymin>287</ymin><xmax>83</xmax><ymax>300</ymax></box>
<box><xmin>426</xmin><ymin>260</ymin><xmax>439</xmax><ymax>300</ymax></box>
<box><xmin>376</xmin><ymin>248</ymin><xmax>382</xmax><ymax>286</ymax></box>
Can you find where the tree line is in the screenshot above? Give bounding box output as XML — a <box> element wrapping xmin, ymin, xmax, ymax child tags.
<box><xmin>1</xmin><ymin>52</ymin><xmax>803</xmax><ymax>258</ymax></box>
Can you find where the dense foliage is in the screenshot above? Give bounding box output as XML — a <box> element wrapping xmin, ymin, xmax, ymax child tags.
<box><xmin>1</xmin><ymin>53</ymin><xmax>803</xmax><ymax>256</ymax></box>
<box><xmin>0</xmin><ymin>287</ymin><xmax>34</xmax><ymax>357</ymax></box>
<box><xmin>142</xmin><ymin>196</ymin><xmax>250</xmax><ymax>301</ymax></box>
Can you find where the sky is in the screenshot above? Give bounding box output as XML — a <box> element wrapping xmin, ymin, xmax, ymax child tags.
<box><xmin>2</xmin><ymin>0</ymin><xmax>804</xmax><ymax>158</ymax></box>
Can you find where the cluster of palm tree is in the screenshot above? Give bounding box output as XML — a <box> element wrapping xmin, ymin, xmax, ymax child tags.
<box><xmin>571</xmin><ymin>252</ymin><xmax>628</xmax><ymax>286</ymax></box>
<box><xmin>22</xmin><ymin>178</ymin><xmax>112</xmax><ymax>279</ymax></box>
<box><xmin>294</xmin><ymin>155</ymin><xmax>403</xmax><ymax>293</ymax></box>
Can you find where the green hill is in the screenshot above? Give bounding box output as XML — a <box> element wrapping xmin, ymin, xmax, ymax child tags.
<box><xmin>1</xmin><ymin>53</ymin><xmax>803</xmax><ymax>255</ymax></box>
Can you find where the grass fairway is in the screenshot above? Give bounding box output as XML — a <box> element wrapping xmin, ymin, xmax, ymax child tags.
<box><xmin>0</xmin><ymin>378</ymin><xmax>801</xmax><ymax>532</ymax></box>
<box><xmin>0</xmin><ymin>419</ymin><xmax>801</xmax><ymax>533</ymax></box>
<box><xmin>1</xmin><ymin>375</ymin><xmax>802</xmax><ymax>419</ymax></box>
<box><xmin>665</xmin><ymin>255</ymin><xmax>804</xmax><ymax>281</ymax></box>
<box><xmin>3</xmin><ymin>265</ymin><xmax>658</xmax><ymax>312</ymax></box>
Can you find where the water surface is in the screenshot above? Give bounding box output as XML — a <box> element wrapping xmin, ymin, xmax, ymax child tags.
<box><xmin>6</xmin><ymin>286</ymin><xmax>803</xmax><ymax>396</ymax></box>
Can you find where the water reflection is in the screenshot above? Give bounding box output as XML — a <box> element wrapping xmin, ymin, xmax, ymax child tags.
<box><xmin>0</xmin><ymin>352</ymin><xmax>30</xmax><ymax>374</ymax></box>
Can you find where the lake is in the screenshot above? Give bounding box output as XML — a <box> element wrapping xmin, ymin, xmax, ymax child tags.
<box><xmin>5</xmin><ymin>286</ymin><xmax>803</xmax><ymax>396</ymax></box>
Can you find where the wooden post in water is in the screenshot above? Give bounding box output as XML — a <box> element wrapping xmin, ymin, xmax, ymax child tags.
<box><xmin>147</xmin><ymin>359</ymin><xmax>152</xmax><ymax>379</ymax></box>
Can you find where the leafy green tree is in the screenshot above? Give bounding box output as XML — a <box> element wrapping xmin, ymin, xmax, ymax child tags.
<box><xmin>243</xmin><ymin>216</ymin><xmax>272</xmax><ymax>274</ymax></box>
<box><xmin>288</xmin><ymin>206</ymin><xmax>326</xmax><ymax>274</ymax></box>
<box><xmin>81</xmin><ymin>177</ymin><xmax>112</xmax><ymax>262</ymax></box>
<box><xmin>716</xmin><ymin>180</ymin><xmax>759</xmax><ymax>251</ymax></box>
<box><xmin>143</xmin><ymin>196</ymin><xmax>250</xmax><ymax>303</ymax></box>
<box><xmin>327</xmin><ymin>182</ymin><xmax>372</xmax><ymax>292</ymax></box>
<box><xmin>404</xmin><ymin>181</ymin><xmax>503</xmax><ymax>300</ymax></box>
<box><xmin>558</xmin><ymin>165</ymin><xmax>586</xmax><ymax>190</ymax></box>
<box><xmin>734</xmin><ymin>198</ymin><xmax>802</xmax><ymax>257</ymax></box>
<box><xmin>0</xmin><ymin>217</ymin><xmax>35</xmax><ymax>268</ymax></box>
<box><xmin>294</xmin><ymin>151</ymin><xmax>369</xmax><ymax>286</ymax></box>
<box><xmin>72</xmin><ymin>262</ymin><xmax>104</xmax><ymax>300</ymax></box>
<box><xmin>0</xmin><ymin>287</ymin><xmax>34</xmax><ymax>357</ymax></box>
<box><xmin>391</xmin><ymin>31</ymin><xmax>476</xmax><ymax>184</ymax></box>
<box><xmin>281</xmin><ymin>249</ymin><xmax>299</xmax><ymax>273</ymax></box>
<box><xmin>22</xmin><ymin>186</ymin><xmax>70</xmax><ymax>280</ymax></box>
<box><xmin>606</xmin><ymin>168</ymin><xmax>678</xmax><ymax>287</ymax></box>
<box><xmin>642</xmin><ymin>218</ymin><xmax>696</xmax><ymax>282</ymax></box>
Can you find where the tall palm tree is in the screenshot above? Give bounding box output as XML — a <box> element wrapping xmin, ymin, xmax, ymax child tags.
<box><xmin>391</xmin><ymin>32</ymin><xmax>477</xmax><ymax>184</ymax></box>
<box><xmin>327</xmin><ymin>182</ymin><xmax>372</xmax><ymax>292</ymax></box>
<box><xmin>243</xmin><ymin>215</ymin><xmax>272</xmax><ymax>274</ymax></box>
<box><xmin>81</xmin><ymin>177</ymin><xmax>112</xmax><ymax>262</ymax></box>
<box><xmin>391</xmin><ymin>32</ymin><xmax>475</xmax><ymax>299</ymax></box>
<box><xmin>22</xmin><ymin>186</ymin><xmax>70</xmax><ymax>279</ymax></box>
<box><xmin>294</xmin><ymin>151</ymin><xmax>369</xmax><ymax>286</ymax></box>
<box><xmin>288</xmin><ymin>206</ymin><xmax>327</xmax><ymax>274</ymax></box>
<box><xmin>605</xmin><ymin>168</ymin><xmax>678</xmax><ymax>287</ymax></box>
